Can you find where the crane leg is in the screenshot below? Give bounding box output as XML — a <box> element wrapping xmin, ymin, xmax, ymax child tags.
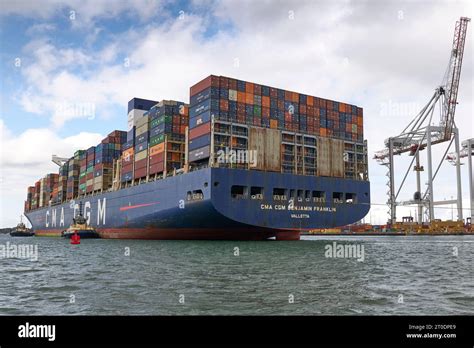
<box><xmin>426</xmin><ymin>126</ymin><xmax>435</xmax><ymax>221</ymax></box>
<box><xmin>454</xmin><ymin>128</ymin><xmax>463</xmax><ymax>221</ymax></box>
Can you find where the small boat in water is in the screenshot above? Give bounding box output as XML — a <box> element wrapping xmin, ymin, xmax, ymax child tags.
<box><xmin>10</xmin><ymin>217</ymin><xmax>34</xmax><ymax>237</ymax></box>
<box><xmin>61</xmin><ymin>202</ymin><xmax>100</xmax><ymax>239</ymax></box>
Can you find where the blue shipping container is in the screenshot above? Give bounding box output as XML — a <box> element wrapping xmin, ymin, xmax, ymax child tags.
<box><xmin>135</xmin><ymin>140</ymin><xmax>148</xmax><ymax>153</ymax></box>
<box><xmin>189</xmin><ymin>110</ymin><xmax>213</xmax><ymax>129</ymax></box>
<box><xmin>189</xmin><ymin>134</ymin><xmax>211</xmax><ymax>151</ymax></box>
<box><xmin>189</xmin><ymin>98</ymin><xmax>219</xmax><ymax>118</ymax></box>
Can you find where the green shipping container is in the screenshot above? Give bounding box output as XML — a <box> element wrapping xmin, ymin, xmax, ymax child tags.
<box><xmin>149</xmin><ymin>134</ymin><xmax>165</xmax><ymax>147</ymax></box>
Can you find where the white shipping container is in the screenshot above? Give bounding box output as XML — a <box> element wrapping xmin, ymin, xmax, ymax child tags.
<box><xmin>228</xmin><ymin>89</ymin><xmax>238</xmax><ymax>101</ymax></box>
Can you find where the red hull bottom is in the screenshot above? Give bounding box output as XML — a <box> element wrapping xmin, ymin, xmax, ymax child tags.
<box><xmin>33</xmin><ymin>228</ymin><xmax>300</xmax><ymax>241</ymax></box>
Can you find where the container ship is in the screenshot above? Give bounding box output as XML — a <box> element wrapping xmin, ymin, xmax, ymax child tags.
<box><xmin>23</xmin><ymin>75</ymin><xmax>370</xmax><ymax>240</ymax></box>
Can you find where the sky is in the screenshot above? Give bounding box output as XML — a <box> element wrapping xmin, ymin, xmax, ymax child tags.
<box><xmin>0</xmin><ymin>0</ymin><xmax>472</xmax><ymax>227</ymax></box>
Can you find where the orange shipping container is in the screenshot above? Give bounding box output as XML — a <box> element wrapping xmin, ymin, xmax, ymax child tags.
<box><xmin>122</xmin><ymin>148</ymin><xmax>134</xmax><ymax>160</ymax></box>
<box><xmin>180</xmin><ymin>105</ymin><xmax>189</xmax><ymax>116</ymax></box>
<box><xmin>270</xmin><ymin>120</ymin><xmax>278</xmax><ymax>129</ymax></box>
<box><xmin>149</xmin><ymin>143</ymin><xmax>164</xmax><ymax>156</ymax></box>
<box><xmin>291</xmin><ymin>92</ymin><xmax>299</xmax><ymax>103</ymax></box>
<box><xmin>320</xmin><ymin>128</ymin><xmax>327</xmax><ymax>137</ymax></box>
<box><xmin>245</xmin><ymin>82</ymin><xmax>254</xmax><ymax>94</ymax></box>
<box><xmin>307</xmin><ymin>95</ymin><xmax>314</xmax><ymax>106</ymax></box>
<box><xmin>262</xmin><ymin>96</ymin><xmax>270</xmax><ymax>108</ymax></box>
<box><xmin>237</xmin><ymin>91</ymin><xmax>246</xmax><ymax>103</ymax></box>
<box><xmin>220</xmin><ymin>99</ymin><xmax>229</xmax><ymax>111</ymax></box>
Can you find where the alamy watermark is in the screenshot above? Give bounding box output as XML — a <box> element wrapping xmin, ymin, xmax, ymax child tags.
<box><xmin>0</xmin><ymin>242</ymin><xmax>38</xmax><ymax>261</ymax></box>
<box><xmin>380</xmin><ymin>100</ymin><xmax>422</xmax><ymax>119</ymax></box>
<box><xmin>55</xmin><ymin>101</ymin><xmax>96</xmax><ymax>120</ymax></box>
<box><xmin>324</xmin><ymin>242</ymin><xmax>364</xmax><ymax>262</ymax></box>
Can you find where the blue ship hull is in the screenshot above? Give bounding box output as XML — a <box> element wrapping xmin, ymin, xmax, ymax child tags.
<box><xmin>25</xmin><ymin>168</ymin><xmax>370</xmax><ymax>240</ymax></box>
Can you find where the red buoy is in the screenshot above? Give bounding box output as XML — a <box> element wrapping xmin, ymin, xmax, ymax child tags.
<box><xmin>71</xmin><ymin>232</ymin><xmax>80</xmax><ymax>245</ymax></box>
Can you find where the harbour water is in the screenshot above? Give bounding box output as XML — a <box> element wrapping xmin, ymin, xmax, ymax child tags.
<box><xmin>0</xmin><ymin>234</ymin><xmax>473</xmax><ymax>315</ymax></box>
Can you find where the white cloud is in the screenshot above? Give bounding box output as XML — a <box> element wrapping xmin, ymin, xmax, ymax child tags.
<box><xmin>1</xmin><ymin>0</ymin><xmax>164</xmax><ymax>27</ymax></box>
<box><xmin>0</xmin><ymin>119</ymin><xmax>104</xmax><ymax>227</ymax></box>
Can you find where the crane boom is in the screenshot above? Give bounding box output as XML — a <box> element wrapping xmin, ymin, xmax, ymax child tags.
<box><xmin>442</xmin><ymin>17</ymin><xmax>471</xmax><ymax>140</ymax></box>
<box><xmin>374</xmin><ymin>17</ymin><xmax>470</xmax><ymax>161</ymax></box>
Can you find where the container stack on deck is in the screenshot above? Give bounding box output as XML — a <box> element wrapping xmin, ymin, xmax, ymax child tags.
<box><xmin>24</xmin><ymin>186</ymin><xmax>35</xmax><ymax>212</ymax></box>
<box><xmin>67</xmin><ymin>153</ymin><xmax>81</xmax><ymax>200</ymax></box>
<box><xmin>57</xmin><ymin>163</ymin><xmax>69</xmax><ymax>203</ymax></box>
<box><xmin>34</xmin><ymin>173</ymin><xmax>59</xmax><ymax>208</ymax></box>
<box><xmin>147</xmin><ymin>100</ymin><xmax>188</xmax><ymax>179</ymax></box>
<box><xmin>120</xmin><ymin>100</ymin><xmax>188</xmax><ymax>186</ymax></box>
<box><xmin>93</xmin><ymin>130</ymin><xmax>126</xmax><ymax>193</ymax></box>
<box><xmin>121</xmin><ymin>128</ymin><xmax>135</xmax><ymax>183</ymax></box>
<box><xmin>78</xmin><ymin>150</ymin><xmax>87</xmax><ymax>195</ymax></box>
<box><xmin>85</xmin><ymin>147</ymin><xmax>95</xmax><ymax>194</ymax></box>
<box><xmin>133</xmin><ymin>114</ymin><xmax>149</xmax><ymax>181</ymax></box>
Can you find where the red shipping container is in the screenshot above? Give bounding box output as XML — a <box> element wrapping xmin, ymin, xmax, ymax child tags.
<box><xmin>189</xmin><ymin>122</ymin><xmax>211</xmax><ymax>139</ymax></box>
<box><xmin>219</xmin><ymin>76</ymin><xmax>229</xmax><ymax>88</ymax></box>
<box><xmin>220</xmin><ymin>99</ymin><xmax>228</xmax><ymax>111</ymax></box>
<box><xmin>149</xmin><ymin>153</ymin><xmax>164</xmax><ymax>164</ymax></box>
<box><xmin>254</xmin><ymin>84</ymin><xmax>261</xmax><ymax>95</ymax></box>
<box><xmin>134</xmin><ymin>167</ymin><xmax>147</xmax><ymax>178</ymax></box>
<box><xmin>135</xmin><ymin>158</ymin><xmax>147</xmax><ymax>170</ymax></box>
<box><xmin>122</xmin><ymin>163</ymin><xmax>133</xmax><ymax>173</ymax></box>
<box><xmin>229</xmin><ymin>78</ymin><xmax>237</xmax><ymax>90</ymax></box>
<box><xmin>149</xmin><ymin>162</ymin><xmax>164</xmax><ymax>175</ymax></box>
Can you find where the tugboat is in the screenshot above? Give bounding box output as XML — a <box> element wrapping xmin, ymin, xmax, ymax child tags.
<box><xmin>62</xmin><ymin>202</ymin><xmax>100</xmax><ymax>239</ymax></box>
<box><xmin>10</xmin><ymin>216</ymin><xmax>34</xmax><ymax>237</ymax></box>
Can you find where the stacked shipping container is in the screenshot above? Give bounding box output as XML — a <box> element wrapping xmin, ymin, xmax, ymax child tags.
<box><xmin>86</xmin><ymin>146</ymin><xmax>95</xmax><ymax>194</ymax></box>
<box><xmin>32</xmin><ymin>173</ymin><xmax>59</xmax><ymax>208</ymax></box>
<box><xmin>188</xmin><ymin>75</ymin><xmax>365</xmax><ymax>177</ymax></box>
<box><xmin>94</xmin><ymin>130</ymin><xmax>126</xmax><ymax>192</ymax></box>
<box><xmin>24</xmin><ymin>186</ymin><xmax>35</xmax><ymax>212</ymax></box>
<box><xmin>57</xmin><ymin>163</ymin><xmax>69</xmax><ymax>203</ymax></box>
<box><xmin>188</xmin><ymin>76</ymin><xmax>363</xmax><ymax>145</ymax></box>
<box><xmin>67</xmin><ymin>153</ymin><xmax>81</xmax><ymax>200</ymax></box>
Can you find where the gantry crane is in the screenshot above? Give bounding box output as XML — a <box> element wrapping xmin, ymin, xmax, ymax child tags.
<box><xmin>374</xmin><ymin>17</ymin><xmax>470</xmax><ymax>225</ymax></box>
<box><xmin>446</xmin><ymin>138</ymin><xmax>474</xmax><ymax>220</ymax></box>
